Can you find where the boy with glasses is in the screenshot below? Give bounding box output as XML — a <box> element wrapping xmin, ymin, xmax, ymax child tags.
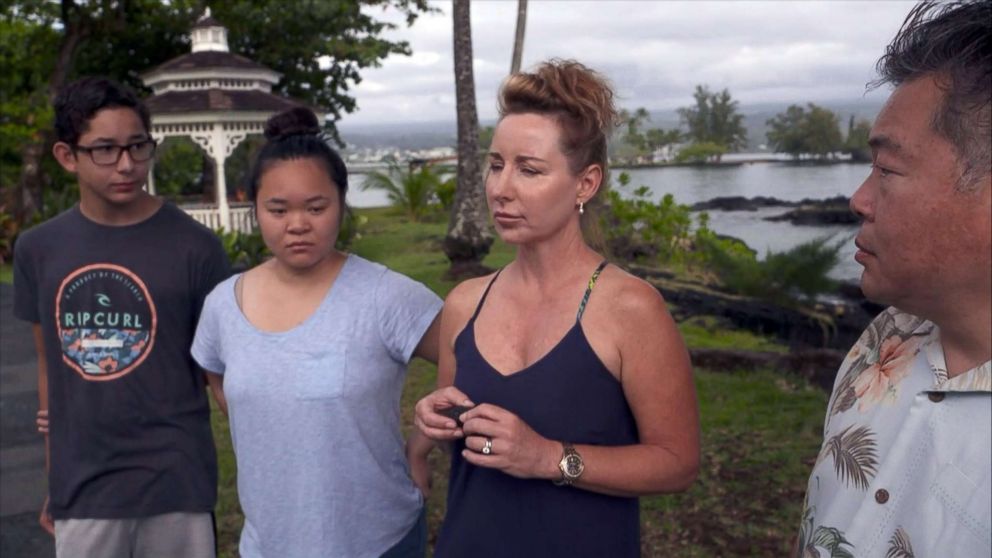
<box><xmin>12</xmin><ymin>76</ymin><xmax>229</xmax><ymax>558</ymax></box>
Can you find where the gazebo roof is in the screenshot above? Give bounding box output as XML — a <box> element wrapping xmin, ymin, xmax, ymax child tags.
<box><xmin>146</xmin><ymin>50</ymin><xmax>272</xmax><ymax>74</ymax></box>
<box><xmin>145</xmin><ymin>89</ymin><xmax>307</xmax><ymax>114</ymax></box>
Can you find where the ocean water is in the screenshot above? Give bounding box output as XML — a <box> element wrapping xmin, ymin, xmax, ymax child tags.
<box><xmin>346</xmin><ymin>159</ymin><xmax>870</xmax><ymax>281</ymax></box>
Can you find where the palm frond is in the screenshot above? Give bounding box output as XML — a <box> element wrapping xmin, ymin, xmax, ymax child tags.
<box><xmin>362</xmin><ymin>168</ymin><xmax>406</xmax><ymax>204</ymax></box>
<box><xmin>810</xmin><ymin>526</ymin><xmax>855</xmax><ymax>558</ymax></box>
<box><xmin>826</xmin><ymin>424</ymin><xmax>879</xmax><ymax>490</ymax></box>
<box><xmin>829</xmin><ymin>351</ymin><xmax>868</xmax><ymax>417</ymax></box>
<box><xmin>885</xmin><ymin>527</ymin><xmax>915</xmax><ymax>558</ymax></box>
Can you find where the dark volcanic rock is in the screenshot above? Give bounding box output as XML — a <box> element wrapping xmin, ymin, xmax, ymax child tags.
<box><xmin>765</xmin><ymin>196</ymin><xmax>858</xmax><ymax>226</ymax></box>
<box><xmin>630</xmin><ymin>265</ymin><xmax>876</xmax><ymax>351</ymax></box>
<box><xmin>690</xmin><ymin>196</ymin><xmax>794</xmax><ymax>211</ymax></box>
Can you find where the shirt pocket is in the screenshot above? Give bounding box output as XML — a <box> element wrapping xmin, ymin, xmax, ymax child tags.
<box><xmin>926</xmin><ymin>462</ymin><xmax>992</xmax><ymax>554</ymax></box>
<box><xmin>293</xmin><ymin>345</ymin><xmax>349</xmax><ymax>400</ymax></box>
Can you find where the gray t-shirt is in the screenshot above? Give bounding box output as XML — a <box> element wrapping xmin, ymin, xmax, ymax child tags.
<box><xmin>191</xmin><ymin>255</ymin><xmax>441</xmax><ymax>558</ymax></box>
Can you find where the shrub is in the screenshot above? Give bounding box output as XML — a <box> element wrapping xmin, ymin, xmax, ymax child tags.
<box><xmin>699</xmin><ymin>235</ymin><xmax>845</xmax><ymax>306</ymax></box>
<box><xmin>362</xmin><ymin>163</ymin><xmax>445</xmax><ymax>222</ymax></box>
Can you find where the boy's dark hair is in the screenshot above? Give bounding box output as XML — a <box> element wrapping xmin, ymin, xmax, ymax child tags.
<box><xmin>872</xmin><ymin>0</ymin><xmax>991</xmax><ymax>188</ymax></box>
<box><xmin>247</xmin><ymin>107</ymin><xmax>349</xmax><ymax>209</ymax></box>
<box><xmin>53</xmin><ymin>77</ymin><xmax>152</xmax><ymax>145</ymax></box>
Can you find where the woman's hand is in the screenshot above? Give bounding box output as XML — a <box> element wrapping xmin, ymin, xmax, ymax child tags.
<box><xmin>36</xmin><ymin>410</ymin><xmax>49</xmax><ymax>434</ymax></box>
<box><xmin>459</xmin><ymin>404</ymin><xmax>559</xmax><ymax>480</ymax></box>
<box><xmin>414</xmin><ymin>386</ymin><xmax>474</xmax><ymax>442</ymax></box>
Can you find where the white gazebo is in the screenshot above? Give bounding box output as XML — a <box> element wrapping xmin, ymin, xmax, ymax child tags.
<box><xmin>141</xmin><ymin>9</ymin><xmax>323</xmax><ymax>232</ymax></box>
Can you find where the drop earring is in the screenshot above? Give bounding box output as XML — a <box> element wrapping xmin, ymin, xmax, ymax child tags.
<box><xmin>578</xmin><ymin>201</ymin><xmax>585</xmax><ymax>215</ymax></box>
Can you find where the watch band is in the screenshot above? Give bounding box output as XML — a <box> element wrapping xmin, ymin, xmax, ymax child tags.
<box><xmin>554</xmin><ymin>441</ymin><xmax>583</xmax><ymax>486</ymax></box>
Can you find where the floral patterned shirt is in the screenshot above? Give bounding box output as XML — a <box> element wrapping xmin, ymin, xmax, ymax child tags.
<box><xmin>798</xmin><ymin>307</ymin><xmax>991</xmax><ymax>558</ymax></box>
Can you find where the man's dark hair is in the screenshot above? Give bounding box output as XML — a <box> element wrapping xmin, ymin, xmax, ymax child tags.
<box><xmin>53</xmin><ymin>77</ymin><xmax>152</xmax><ymax>146</ymax></box>
<box><xmin>871</xmin><ymin>0</ymin><xmax>991</xmax><ymax>188</ymax></box>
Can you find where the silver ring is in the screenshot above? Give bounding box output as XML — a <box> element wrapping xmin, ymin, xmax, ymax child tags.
<box><xmin>481</xmin><ymin>437</ymin><xmax>493</xmax><ymax>455</ymax></box>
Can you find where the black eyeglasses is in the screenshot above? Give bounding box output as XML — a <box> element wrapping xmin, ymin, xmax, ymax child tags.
<box><xmin>74</xmin><ymin>139</ymin><xmax>157</xmax><ymax>166</ymax></box>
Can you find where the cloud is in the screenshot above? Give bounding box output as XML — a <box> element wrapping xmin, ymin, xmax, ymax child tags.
<box><xmin>341</xmin><ymin>0</ymin><xmax>915</xmax><ymax>126</ymax></box>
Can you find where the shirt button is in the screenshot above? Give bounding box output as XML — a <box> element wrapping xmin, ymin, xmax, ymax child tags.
<box><xmin>928</xmin><ymin>392</ymin><xmax>945</xmax><ymax>403</ymax></box>
<box><xmin>875</xmin><ymin>489</ymin><xmax>890</xmax><ymax>504</ymax></box>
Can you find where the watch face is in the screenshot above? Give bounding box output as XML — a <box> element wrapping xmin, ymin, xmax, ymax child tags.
<box><xmin>565</xmin><ymin>454</ymin><xmax>583</xmax><ymax>476</ymax></box>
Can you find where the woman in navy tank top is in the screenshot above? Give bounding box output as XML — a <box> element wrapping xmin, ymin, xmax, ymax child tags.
<box><xmin>414</xmin><ymin>59</ymin><xmax>700</xmax><ymax>557</ymax></box>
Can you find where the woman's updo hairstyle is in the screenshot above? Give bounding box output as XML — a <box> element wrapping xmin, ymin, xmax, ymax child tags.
<box><xmin>498</xmin><ymin>59</ymin><xmax>620</xmax><ymax>179</ymax></box>
<box><xmin>246</xmin><ymin>107</ymin><xmax>349</xmax><ymax>208</ymax></box>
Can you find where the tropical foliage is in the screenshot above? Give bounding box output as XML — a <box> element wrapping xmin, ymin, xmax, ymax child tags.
<box><xmin>601</xmin><ymin>172</ymin><xmax>842</xmax><ymax>307</ymax></box>
<box><xmin>886</xmin><ymin>527</ymin><xmax>915</xmax><ymax>558</ymax></box>
<box><xmin>3</xmin><ymin>0</ymin><xmax>433</xmax><ymax>227</ymax></box>
<box><xmin>675</xmin><ymin>141</ymin><xmax>728</xmax><ymax>164</ymax></box>
<box><xmin>844</xmin><ymin>116</ymin><xmax>873</xmax><ymax>163</ymax></box>
<box><xmin>796</xmin><ymin>507</ymin><xmax>856</xmax><ymax>558</ymax></box>
<box><xmin>766</xmin><ymin>103</ymin><xmax>845</xmax><ymax>160</ymax></box>
<box><xmin>216</xmin><ymin>229</ymin><xmax>269</xmax><ymax>272</ymax></box>
<box><xmin>678</xmin><ymin>85</ymin><xmax>748</xmax><ymax>160</ymax></box>
<box><xmin>602</xmin><ymin>172</ymin><xmax>706</xmax><ymax>263</ymax></box>
<box><xmin>361</xmin><ymin>163</ymin><xmax>452</xmax><ymax>222</ymax></box>
<box><xmin>699</xmin><ymin>235</ymin><xmax>845</xmax><ymax>307</ymax></box>
<box><xmin>821</xmin><ymin>424</ymin><xmax>879</xmax><ymax>491</ymax></box>
<box><xmin>615</xmin><ymin>107</ymin><xmax>682</xmax><ymax>164</ymax></box>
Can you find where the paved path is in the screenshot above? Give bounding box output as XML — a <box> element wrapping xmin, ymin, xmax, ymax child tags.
<box><xmin>1</xmin><ymin>283</ymin><xmax>55</xmax><ymax>557</ymax></box>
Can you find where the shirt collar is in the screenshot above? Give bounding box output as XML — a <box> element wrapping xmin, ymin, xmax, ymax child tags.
<box><xmin>923</xmin><ymin>325</ymin><xmax>992</xmax><ymax>393</ymax></box>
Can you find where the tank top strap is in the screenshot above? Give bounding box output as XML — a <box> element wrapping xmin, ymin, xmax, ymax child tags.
<box><xmin>576</xmin><ymin>260</ymin><xmax>609</xmax><ymax>322</ymax></box>
<box><xmin>469</xmin><ymin>268</ymin><xmax>505</xmax><ymax>322</ymax></box>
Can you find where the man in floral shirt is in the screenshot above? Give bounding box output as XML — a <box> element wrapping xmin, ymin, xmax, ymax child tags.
<box><xmin>797</xmin><ymin>2</ymin><xmax>991</xmax><ymax>557</ymax></box>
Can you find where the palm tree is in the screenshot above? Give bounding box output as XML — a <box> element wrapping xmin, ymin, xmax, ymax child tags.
<box><xmin>510</xmin><ymin>0</ymin><xmax>528</xmax><ymax>74</ymax></box>
<box><xmin>444</xmin><ymin>0</ymin><xmax>493</xmax><ymax>278</ymax></box>
<box><xmin>361</xmin><ymin>163</ymin><xmax>443</xmax><ymax>222</ymax></box>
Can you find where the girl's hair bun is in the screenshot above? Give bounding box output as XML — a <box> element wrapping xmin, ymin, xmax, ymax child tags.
<box><xmin>264</xmin><ymin>107</ymin><xmax>322</xmax><ymax>140</ymax></box>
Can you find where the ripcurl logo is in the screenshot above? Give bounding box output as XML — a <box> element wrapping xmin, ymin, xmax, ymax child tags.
<box><xmin>55</xmin><ymin>264</ymin><xmax>157</xmax><ymax>381</ymax></box>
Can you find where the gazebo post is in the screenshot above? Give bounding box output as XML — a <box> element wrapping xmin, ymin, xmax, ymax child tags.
<box><xmin>146</xmin><ymin>159</ymin><xmax>157</xmax><ymax>196</ymax></box>
<box><xmin>212</xmin><ymin>123</ymin><xmax>231</xmax><ymax>231</ymax></box>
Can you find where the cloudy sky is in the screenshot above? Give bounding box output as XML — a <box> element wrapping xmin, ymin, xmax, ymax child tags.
<box><xmin>340</xmin><ymin>0</ymin><xmax>916</xmax><ymax>127</ymax></box>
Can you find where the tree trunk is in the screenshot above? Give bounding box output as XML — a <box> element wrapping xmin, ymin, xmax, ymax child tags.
<box><xmin>12</xmin><ymin>0</ymin><xmax>89</xmax><ymax>225</ymax></box>
<box><xmin>510</xmin><ymin>0</ymin><xmax>527</xmax><ymax>75</ymax></box>
<box><xmin>444</xmin><ymin>0</ymin><xmax>493</xmax><ymax>279</ymax></box>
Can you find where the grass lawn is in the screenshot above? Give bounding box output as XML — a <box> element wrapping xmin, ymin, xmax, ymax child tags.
<box><xmin>0</xmin><ymin>263</ymin><xmax>11</xmax><ymax>284</ymax></box>
<box><xmin>210</xmin><ymin>207</ymin><xmax>827</xmax><ymax>557</ymax></box>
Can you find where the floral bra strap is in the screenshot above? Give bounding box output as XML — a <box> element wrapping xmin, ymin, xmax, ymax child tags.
<box><xmin>576</xmin><ymin>260</ymin><xmax>609</xmax><ymax>323</ymax></box>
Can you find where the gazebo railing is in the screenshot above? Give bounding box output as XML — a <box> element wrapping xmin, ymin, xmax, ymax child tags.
<box><xmin>180</xmin><ymin>202</ymin><xmax>256</xmax><ymax>234</ymax></box>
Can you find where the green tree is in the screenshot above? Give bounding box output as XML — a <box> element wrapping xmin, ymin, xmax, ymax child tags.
<box><xmin>677</xmin><ymin>85</ymin><xmax>747</xmax><ymax>161</ymax></box>
<box><xmin>766</xmin><ymin>103</ymin><xmax>844</xmax><ymax>160</ymax></box>
<box><xmin>478</xmin><ymin>125</ymin><xmax>495</xmax><ymax>151</ymax></box>
<box><xmin>362</xmin><ymin>163</ymin><xmax>445</xmax><ymax>222</ymax></box>
<box><xmin>3</xmin><ymin>0</ymin><xmax>433</xmax><ymax>226</ymax></box>
<box><xmin>616</xmin><ymin>108</ymin><xmax>682</xmax><ymax>163</ymax></box>
<box><xmin>844</xmin><ymin>115</ymin><xmax>872</xmax><ymax>163</ymax></box>
<box><xmin>675</xmin><ymin>142</ymin><xmax>727</xmax><ymax>164</ymax></box>
<box><xmin>152</xmin><ymin>138</ymin><xmax>204</xmax><ymax>198</ymax></box>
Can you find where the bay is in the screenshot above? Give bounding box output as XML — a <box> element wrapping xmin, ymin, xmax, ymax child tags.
<box><xmin>346</xmin><ymin>159</ymin><xmax>871</xmax><ymax>281</ymax></box>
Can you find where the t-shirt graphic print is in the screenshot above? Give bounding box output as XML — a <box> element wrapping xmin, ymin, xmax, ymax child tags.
<box><xmin>56</xmin><ymin>263</ymin><xmax>157</xmax><ymax>381</ymax></box>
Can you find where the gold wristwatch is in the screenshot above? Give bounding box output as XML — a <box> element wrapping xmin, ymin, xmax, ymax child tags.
<box><xmin>554</xmin><ymin>442</ymin><xmax>584</xmax><ymax>486</ymax></box>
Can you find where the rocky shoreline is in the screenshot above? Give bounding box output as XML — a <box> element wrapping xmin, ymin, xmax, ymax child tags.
<box><xmin>629</xmin><ymin>265</ymin><xmax>883</xmax><ymax>388</ymax></box>
<box><xmin>690</xmin><ymin>195</ymin><xmax>858</xmax><ymax>226</ymax></box>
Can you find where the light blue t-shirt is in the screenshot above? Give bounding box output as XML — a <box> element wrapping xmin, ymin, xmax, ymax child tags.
<box><xmin>191</xmin><ymin>255</ymin><xmax>442</xmax><ymax>558</ymax></box>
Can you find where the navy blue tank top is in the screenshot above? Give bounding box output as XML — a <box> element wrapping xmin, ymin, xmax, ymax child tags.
<box><xmin>435</xmin><ymin>262</ymin><xmax>640</xmax><ymax>557</ymax></box>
